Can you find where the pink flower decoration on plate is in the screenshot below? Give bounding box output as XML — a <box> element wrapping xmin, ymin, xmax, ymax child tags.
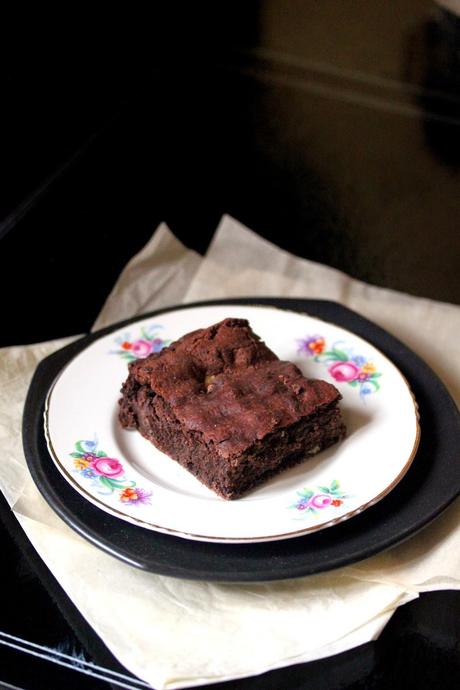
<box><xmin>310</xmin><ymin>494</ymin><xmax>333</xmax><ymax>509</ymax></box>
<box><xmin>90</xmin><ymin>457</ymin><xmax>124</xmax><ymax>478</ymax></box>
<box><xmin>289</xmin><ymin>480</ymin><xmax>348</xmax><ymax>516</ymax></box>
<box><xmin>298</xmin><ymin>335</ymin><xmax>383</xmax><ymax>398</ymax></box>
<box><xmin>72</xmin><ymin>439</ymin><xmax>153</xmax><ymax>505</ymax></box>
<box><xmin>131</xmin><ymin>339</ymin><xmax>153</xmax><ymax>358</ymax></box>
<box><xmin>328</xmin><ymin>361</ymin><xmax>360</xmax><ymax>382</ymax></box>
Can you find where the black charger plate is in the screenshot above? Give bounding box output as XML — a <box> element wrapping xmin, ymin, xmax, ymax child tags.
<box><xmin>23</xmin><ymin>298</ymin><xmax>460</xmax><ymax>582</ymax></box>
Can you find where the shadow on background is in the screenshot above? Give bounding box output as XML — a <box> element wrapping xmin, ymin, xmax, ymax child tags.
<box><xmin>1</xmin><ymin>2</ymin><xmax>460</xmax><ymax>348</ymax></box>
<box><xmin>0</xmin><ymin>4</ymin><xmax>351</xmax><ymax>345</ymax></box>
<box><xmin>405</xmin><ymin>6</ymin><xmax>460</xmax><ymax>168</ymax></box>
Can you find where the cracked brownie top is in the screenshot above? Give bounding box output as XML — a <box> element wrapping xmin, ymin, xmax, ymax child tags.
<box><xmin>126</xmin><ymin>318</ymin><xmax>341</xmax><ymax>458</ymax></box>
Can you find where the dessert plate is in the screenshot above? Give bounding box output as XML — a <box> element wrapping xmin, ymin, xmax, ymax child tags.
<box><xmin>43</xmin><ymin>303</ymin><xmax>419</xmax><ymax>543</ymax></box>
<box><xmin>23</xmin><ymin>299</ymin><xmax>460</xmax><ymax>580</ymax></box>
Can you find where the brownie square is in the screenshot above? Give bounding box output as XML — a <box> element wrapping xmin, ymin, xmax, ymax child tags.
<box><xmin>119</xmin><ymin>318</ymin><xmax>346</xmax><ymax>499</ymax></box>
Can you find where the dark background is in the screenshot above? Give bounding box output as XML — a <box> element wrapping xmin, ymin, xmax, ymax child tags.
<box><xmin>1</xmin><ymin>2</ymin><xmax>460</xmax><ymax>688</ymax></box>
<box><xmin>1</xmin><ymin>2</ymin><xmax>460</xmax><ymax>346</ymax></box>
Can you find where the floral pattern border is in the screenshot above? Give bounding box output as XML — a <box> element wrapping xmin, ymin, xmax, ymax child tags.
<box><xmin>111</xmin><ymin>323</ymin><xmax>170</xmax><ymax>361</ymax></box>
<box><xmin>289</xmin><ymin>480</ymin><xmax>348</xmax><ymax>517</ymax></box>
<box><xmin>70</xmin><ymin>438</ymin><xmax>151</xmax><ymax>505</ymax></box>
<box><xmin>297</xmin><ymin>335</ymin><xmax>382</xmax><ymax>398</ymax></box>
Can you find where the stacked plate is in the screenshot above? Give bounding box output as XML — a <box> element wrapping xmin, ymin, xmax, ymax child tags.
<box><xmin>23</xmin><ymin>300</ymin><xmax>460</xmax><ymax>581</ymax></box>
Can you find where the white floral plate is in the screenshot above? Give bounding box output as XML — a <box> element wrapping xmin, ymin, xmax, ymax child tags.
<box><xmin>44</xmin><ymin>304</ymin><xmax>420</xmax><ymax>543</ymax></box>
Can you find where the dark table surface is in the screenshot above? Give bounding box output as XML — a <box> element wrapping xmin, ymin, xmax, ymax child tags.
<box><xmin>1</xmin><ymin>3</ymin><xmax>460</xmax><ymax>688</ymax></box>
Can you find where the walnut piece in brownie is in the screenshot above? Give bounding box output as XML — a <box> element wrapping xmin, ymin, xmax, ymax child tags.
<box><xmin>119</xmin><ymin>318</ymin><xmax>346</xmax><ymax>499</ymax></box>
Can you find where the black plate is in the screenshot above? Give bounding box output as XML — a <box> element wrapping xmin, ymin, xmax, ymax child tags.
<box><xmin>23</xmin><ymin>298</ymin><xmax>460</xmax><ymax>582</ymax></box>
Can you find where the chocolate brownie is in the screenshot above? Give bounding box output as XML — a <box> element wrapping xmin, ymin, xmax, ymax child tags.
<box><xmin>119</xmin><ymin>318</ymin><xmax>346</xmax><ymax>499</ymax></box>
